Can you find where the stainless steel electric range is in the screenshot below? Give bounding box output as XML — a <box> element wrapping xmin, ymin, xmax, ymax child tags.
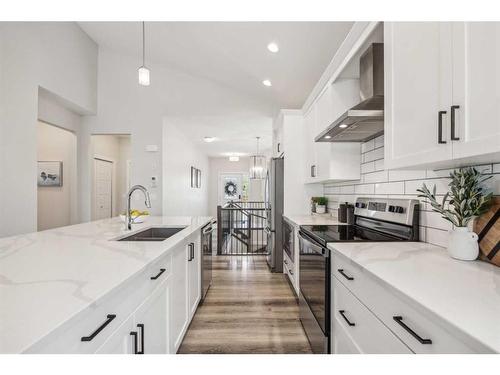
<box><xmin>298</xmin><ymin>197</ymin><xmax>420</xmax><ymax>354</ymax></box>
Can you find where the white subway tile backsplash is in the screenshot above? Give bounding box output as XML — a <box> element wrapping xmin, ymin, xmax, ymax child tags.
<box><xmin>363</xmin><ymin>170</ymin><xmax>389</xmax><ymax>183</ymax></box>
<box><xmin>361</xmin><ymin>139</ymin><xmax>375</xmax><ymax>153</ymax></box>
<box><xmin>354</xmin><ymin>184</ymin><xmax>375</xmax><ymax>195</ymax></box>
<box><xmin>374</xmin><ymin>135</ymin><xmax>384</xmax><ymax>148</ymax></box>
<box><xmin>375</xmin><ymin>181</ymin><xmax>405</xmax><ymax>195</ymax></box>
<box><xmin>322</xmin><ymin>138</ymin><xmax>498</xmax><ymax>248</ymax></box>
<box><xmin>388</xmin><ymin>170</ymin><xmax>427</xmax><ymax>182</ymax></box>
<box><xmin>405</xmin><ymin>178</ymin><xmax>450</xmax><ymax>195</ymax></box>
<box><xmin>363</xmin><ymin>147</ymin><xmax>384</xmax><ymax>163</ymax></box>
<box><xmin>374</xmin><ymin>159</ymin><xmax>385</xmax><ymax>171</ymax></box>
<box><xmin>361</xmin><ymin>162</ymin><xmax>375</xmax><ymax>174</ymax></box>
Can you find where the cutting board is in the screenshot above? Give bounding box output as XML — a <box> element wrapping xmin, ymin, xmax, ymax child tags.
<box><xmin>474</xmin><ymin>197</ymin><xmax>500</xmax><ymax>267</ymax></box>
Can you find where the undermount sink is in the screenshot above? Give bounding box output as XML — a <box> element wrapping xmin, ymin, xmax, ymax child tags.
<box><xmin>117</xmin><ymin>227</ymin><xmax>187</xmax><ymax>241</ymax></box>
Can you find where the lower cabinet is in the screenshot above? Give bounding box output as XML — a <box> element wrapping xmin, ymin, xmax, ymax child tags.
<box><xmin>95</xmin><ymin>316</ymin><xmax>135</xmax><ymax>354</ymax></box>
<box><xmin>170</xmin><ymin>241</ymin><xmax>190</xmax><ymax>352</ymax></box>
<box><xmin>187</xmin><ymin>237</ymin><xmax>201</xmax><ymax>318</ymax></box>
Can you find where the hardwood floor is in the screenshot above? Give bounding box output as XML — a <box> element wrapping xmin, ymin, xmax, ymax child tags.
<box><xmin>178</xmin><ymin>256</ymin><xmax>312</xmax><ymax>354</ymax></box>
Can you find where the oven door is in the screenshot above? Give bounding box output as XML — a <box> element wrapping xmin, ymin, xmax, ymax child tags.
<box><xmin>299</xmin><ymin>231</ymin><xmax>330</xmax><ymax>353</ymax></box>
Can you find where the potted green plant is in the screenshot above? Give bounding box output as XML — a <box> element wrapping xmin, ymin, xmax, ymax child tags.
<box><xmin>315</xmin><ymin>197</ymin><xmax>328</xmax><ymax>214</ymax></box>
<box><xmin>417</xmin><ymin>167</ymin><xmax>492</xmax><ymax>261</ymax></box>
<box><xmin>311</xmin><ymin>197</ymin><xmax>320</xmax><ymax>213</ymax></box>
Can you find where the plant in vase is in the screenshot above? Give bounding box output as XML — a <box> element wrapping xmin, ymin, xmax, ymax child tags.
<box><xmin>315</xmin><ymin>197</ymin><xmax>328</xmax><ymax>214</ymax></box>
<box><xmin>311</xmin><ymin>197</ymin><xmax>320</xmax><ymax>213</ymax></box>
<box><xmin>417</xmin><ymin>167</ymin><xmax>492</xmax><ymax>261</ymax></box>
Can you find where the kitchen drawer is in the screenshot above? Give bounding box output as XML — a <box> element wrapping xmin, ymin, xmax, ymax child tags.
<box><xmin>333</xmin><ymin>277</ymin><xmax>412</xmax><ymax>354</ymax></box>
<box><xmin>332</xmin><ymin>251</ymin><xmax>481</xmax><ymax>353</ymax></box>
<box><xmin>25</xmin><ymin>253</ymin><xmax>173</xmax><ymax>353</ymax></box>
<box><xmin>332</xmin><ymin>315</ymin><xmax>361</xmax><ymax>354</ymax></box>
<box><xmin>283</xmin><ymin>254</ymin><xmax>296</xmax><ymax>287</ymax></box>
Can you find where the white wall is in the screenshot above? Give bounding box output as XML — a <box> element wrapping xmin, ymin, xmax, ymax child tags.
<box><xmin>91</xmin><ymin>135</ymin><xmax>131</xmax><ymax>218</ymax></box>
<box><xmin>0</xmin><ymin>22</ymin><xmax>97</xmax><ymax>237</ymax></box>
<box><xmin>163</xmin><ymin>121</ymin><xmax>210</xmax><ymax>217</ymax></box>
<box><xmin>37</xmin><ymin>122</ymin><xmax>77</xmax><ymax>231</ymax></box>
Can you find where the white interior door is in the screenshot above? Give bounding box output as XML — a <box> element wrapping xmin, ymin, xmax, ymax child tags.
<box><xmin>94</xmin><ymin>158</ymin><xmax>113</xmax><ymax>220</ymax></box>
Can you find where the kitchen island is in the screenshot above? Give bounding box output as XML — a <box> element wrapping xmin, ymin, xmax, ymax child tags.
<box><xmin>0</xmin><ymin>216</ymin><xmax>212</xmax><ymax>354</ymax></box>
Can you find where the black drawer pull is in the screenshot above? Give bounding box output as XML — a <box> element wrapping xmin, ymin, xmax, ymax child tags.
<box><xmin>137</xmin><ymin>323</ymin><xmax>145</xmax><ymax>354</ymax></box>
<box><xmin>337</xmin><ymin>269</ymin><xmax>354</xmax><ymax>281</ymax></box>
<box><xmin>393</xmin><ymin>316</ymin><xmax>432</xmax><ymax>344</ymax></box>
<box><xmin>150</xmin><ymin>268</ymin><xmax>166</xmax><ymax>280</ymax></box>
<box><xmin>339</xmin><ymin>310</ymin><xmax>355</xmax><ymax>326</ymax></box>
<box><xmin>81</xmin><ymin>314</ymin><xmax>116</xmax><ymax>341</ymax></box>
<box><xmin>130</xmin><ymin>331</ymin><xmax>138</xmax><ymax>354</ymax></box>
<box><xmin>438</xmin><ymin>110</ymin><xmax>447</xmax><ymax>144</ymax></box>
<box><xmin>451</xmin><ymin>105</ymin><xmax>460</xmax><ymax>140</ymax></box>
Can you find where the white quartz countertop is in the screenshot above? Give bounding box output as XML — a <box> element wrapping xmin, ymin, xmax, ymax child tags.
<box><xmin>328</xmin><ymin>241</ymin><xmax>500</xmax><ymax>353</ymax></box>
<box><xmin>284</xmin><ymin>214</ymin><xmax>346</xmax><ymax>226</ymax></box>
<box><xmin>0</xmin><ymin>216</ymin><xmax>212</xmax><ymax>353</ymax></box>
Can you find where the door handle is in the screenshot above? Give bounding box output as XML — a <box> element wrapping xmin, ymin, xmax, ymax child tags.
<box><xmin>150</xmin><ymin>268</ymin><xmax>166</xmax><ymax>280</ymax></box>
<box><xmin>81</xmin><ymin>314</ymin><xmax>116</xmax><ymax>341</ymax></box>
<box><xmin>339</xmin><ymin>310</ymin><xmax>355</xmax><ymax>327</ymax></box>
<box><xmin>451</xmin><ymin>105</ymin><xmax>460</xmax><ymax>140</ymax></box>
<box><xmin>393</xmin><ymin>316</ymin><xmax>432</xmax><ymax>344</ymax></box>
<box><xmin>438</xmin><ymin>111</ymin><xmax>447</xmax><ymax>144</ymax></box>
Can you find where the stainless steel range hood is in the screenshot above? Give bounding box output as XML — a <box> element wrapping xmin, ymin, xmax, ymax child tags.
<box><xmin>316</xmin><ymin>43</ymin><xmax>384</xmax><ymax>143</ymax></box>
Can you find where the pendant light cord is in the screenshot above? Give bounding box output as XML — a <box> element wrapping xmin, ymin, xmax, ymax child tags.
<box><xmin>142</xmin><ymin>21</ymin><xmax>146</xmax><ymax>67</ymax></box>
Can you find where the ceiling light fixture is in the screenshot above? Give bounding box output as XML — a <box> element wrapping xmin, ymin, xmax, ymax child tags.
<box><xmin>339</xmin><ymin>124</ymin><xmax>348</xmax><ymax>128</ymax></box>
<box><xmin>267</xmin><ymin>42</ymin><xmax>279</xmax><ymax>53</ymax></box>
<box><xmin>138</xmin><ymin>22</ymin><xmax>150</xmax><ymax>86</ymax></box>
<box><xmin>324</xmin><ymin>135</ymin><xmax>332</xmax><ymax>139</ymax></box>
<box><xmin>250</xmin><ymin>137</ymin><xmax>266</xmax><ymax>179</ymax></box>
<box><xmin>203</xmin><ymin>137</ymin><xmax>215</xmax><ymax>143</ymax></box>
<box><xmin>262</xmin><ymin>79</ymin><xmax>272</xmax><ymax>87</ymax></box>
<box><xmin>229</xmin><ymin>155</ymin><xmax>240</xmax><ymax>162</ymax></box>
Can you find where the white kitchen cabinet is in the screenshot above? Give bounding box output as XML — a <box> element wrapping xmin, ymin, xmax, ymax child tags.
<box><xmin>170</xmin><ymin>242</ymin><xmax>189</xmax><ymax>352</ymax></box>
<box><xmin>303</xmin><ymin>106</ymin><xmax>318</xmax><ymax>182</ymax></box>
<box><xmin>384</xmin><ymin>22</ymin><xmax>454</xmax><ymax>169</ymax></box>
<box><xmin>385</xmin><ymin>22</ymin><xmax>500</xmax><ymax>170</ymax></box>
<box><xmin>133</xmin><ymin>279</ymin><xmax>170</xmax><ymax>354</ymax></box>
<box><xmin>95</xmin><ymin>316</ymin><xmax>135</xmax><ymax>354</ymax></box>
<box><xmin>273</xmin><ymin>116</ymin><xmax>284</xmax><ymax>157</ymax></box>
<box><xmin>187</xmin><ymin>236</ymin><xmax>201</xmax><ymax>318</ymax></box>
<box><xmin>451</xmin><ymin>22</ymin><xmax>500</xmax><ymax>160</ymax></box>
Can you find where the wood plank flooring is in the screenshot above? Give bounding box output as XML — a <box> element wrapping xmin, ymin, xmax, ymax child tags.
<box><xmin>178</xmin><ymin>256</ymin><xmax>312</xmax><ymax>354</ymax></box>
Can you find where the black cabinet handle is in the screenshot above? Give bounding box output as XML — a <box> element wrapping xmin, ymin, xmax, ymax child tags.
<box><xmin>130</xmin><ymin>331</ymin><xmax>138</xmax><ymax>354</ymax></box>
<box><xmin>137</xmin><ymin>324</ymin><xmax>144</xmax><ymax>354</ymax></box>
<box><xmin>438</xmin><ymin>110</ymin><xmax>447</xmax><ymax>144</ymax></box>
<box><xmin>339</xmin><ymin>310</ymin><xmax>355</xmax><ymax>326</ymax></box>
<box><xmin>188</xmin><ymin>243</ymin><xmax>192</xmax><ymax>261</ymax></box>
<box><xmin>150</xmin><ymin>268</ymin><xmax>166</xmax><ymax>280</ymax></box>
<box><xmin>289</xmin><ymin>268</ymin><xmax>294</xmax><ymax>276</ymax></box>
<box><xmin>311</xmin><ymin>165</ymin><xmax>316</xmax><ymax>178</ymax></box>
<box><xmin>393</xmin><ymin>316</ymin><xmax>432</xmax><ymax>344</ymax></box>
<box><xmin>81</xmin><ymin>314</ymin><xmax>116</xmax><ymax>341</ymax></box>
<box><xmin>190</xmin><ymin>242</ymin><xmax>195</xmax><ymax>260</ymax></box>
<box><xmin>451</xmin><ymin>105</ymin><xmax>460</xmax><ymax>140</ymax></box>
<box><xmin>277</xmin><ymin>143</ymin><xmax>281</xmax><ymax>153</ymax></box>
<box><xmin>337</xmin><ymin>269</ymin><xmax>354</xmax><ymax>281</ymax></box>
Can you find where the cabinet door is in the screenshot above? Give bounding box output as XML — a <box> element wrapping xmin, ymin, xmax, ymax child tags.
<box><xmin>133</xmin><ymin>279</ymin><xmax>170</xmax><ymax>354</ymax></box>
<box><xmin>314</xmin><ymin>87</ymin><xmax>334</xmax><ymax>181</ymax></box>
<box><xmin>452</xmin><ymin>22</ymin><xmax>500</xmax><ymax>160</ymax></box>
<box><xmin>188</xmin><ymin>237</ymin><xmax>201</xmax><ymax>318</ymax></box>
<box><xmin>303</xmin><ymin>107</ymin><xmax>317</xmax><ymax>182</ymax></box>
<box><xmin>170</xmin><ymin>243</ymin><xmax>189</xmax><ymax>352</ymax></box>
<box><xmin>95</xmin><ymin>316</ymin><xmax>135</xmax><ymax>354</ymax></box>
<box><xmin>385</xmin><ymin>22</ymin><xmax>453</xmax><ymax>169</ymax></box>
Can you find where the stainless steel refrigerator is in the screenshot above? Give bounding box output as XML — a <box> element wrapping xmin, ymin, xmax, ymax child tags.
<box><xmin>265</xmin><ymin>157</ymin><xmax>284</xmax><ymax>272</ymax></box>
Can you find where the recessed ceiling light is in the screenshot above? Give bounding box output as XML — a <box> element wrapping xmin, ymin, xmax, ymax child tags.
<box><xmin>203</xmin><ymin>137</ymin><xmax>215</xmax><ymax>143</ymax></box>
<box><xmin>229</xmin><ymin>155</ymin><xmax>240</xmax><ymax>162</ymax></box>
<box><xmin>324</xmin><ymin>135</ymin><xmax>332</xmax><ymax>139</ymax></box>
<box><xmin>267</xmin><ymin>42</ymin><xmax>279</xmax><ymax>53</ymax></box>
<box><xmin>262</xmin><ymin>79</ymin><xmax>272</xmax><ymax>87</ymax></box>
<box><xmin>339</xmin><ymin>124</ymin><xmax>348</xmax><ymax>128</ymax></box>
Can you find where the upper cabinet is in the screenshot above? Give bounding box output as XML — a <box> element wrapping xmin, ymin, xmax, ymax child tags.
<box><xmin>385</xmin><ymin>22</ymin><xmax>500</xmax><ymax>170</ymax></box>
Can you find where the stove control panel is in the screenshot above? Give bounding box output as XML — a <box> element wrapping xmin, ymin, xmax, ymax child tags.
<box><xmin>354</xmin><ymin>197</ymin><xmax>419</xmax><ymax>226</ymax></box>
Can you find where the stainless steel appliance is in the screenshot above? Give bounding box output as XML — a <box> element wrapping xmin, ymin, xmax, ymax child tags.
<box><xmin>316</xmin><ymin>43</ymin><xmax>385</xmax><ymax>143</ymax></box>
<box><xmin>299</xmin><ymin>197</ymin><xmax>419</xmax><ymax>353</ymax></box>
<box><xmin>264</xmin><ymin>157</ymin><xmax>284</xmax><ymax>272</ymax></box>
<box><xmin>283</xmin><ymin>217</ymin><xmax>294</xmax><ymax>261</ymax></box>
<box><xmin>200</xmin><ymin>221</ymin><xmax>215</xmax><ymax>301</ymax></box>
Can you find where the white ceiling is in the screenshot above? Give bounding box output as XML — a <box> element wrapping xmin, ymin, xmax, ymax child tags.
<box><xmin>79</xmin><ymin>22</ymin><xmax>353</xmax><ymax>157</ymax></box>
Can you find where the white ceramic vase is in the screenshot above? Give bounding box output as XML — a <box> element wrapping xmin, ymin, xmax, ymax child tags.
<box><xmin>316</xmin><ymin>205</ymin><xmax>326</xmax><ymax>214</ymax></box>
<box><xmin>447</xmin><ymin>227</ymin><xmax>479</xmax><ymax>261</ymax></box>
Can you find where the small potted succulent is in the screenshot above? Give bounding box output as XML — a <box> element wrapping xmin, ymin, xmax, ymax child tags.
<box><xmin>417</xmin><ymin>167</ymin><xmax>492</xmax><ymax>261</ymax></box>
<box><xmin>314</xmin><ymin>197</ymin><xmax>328</xmax><ymax>214</ymax></box>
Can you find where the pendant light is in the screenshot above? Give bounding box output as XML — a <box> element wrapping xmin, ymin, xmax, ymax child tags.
<box><xmin>138</xmin><ymin>21</ymin><xmax>150</xmax><ymax>86</ymax></box>
<box><xmin>249</xmin><ymin>137</ymin><xmax>266</xmax><ymax>179</ymax></box>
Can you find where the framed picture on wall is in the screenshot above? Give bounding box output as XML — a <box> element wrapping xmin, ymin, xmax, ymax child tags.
<box><xmin>38</xmin><ymin>161</ymin><xmax>63</xmax><ymax>187</ymax></box>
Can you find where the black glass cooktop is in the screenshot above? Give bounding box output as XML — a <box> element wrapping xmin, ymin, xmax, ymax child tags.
<box><xmin>300</xmin><ymin>224</ymin><xmax>404</xmax><ymax>247</ymax></box>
